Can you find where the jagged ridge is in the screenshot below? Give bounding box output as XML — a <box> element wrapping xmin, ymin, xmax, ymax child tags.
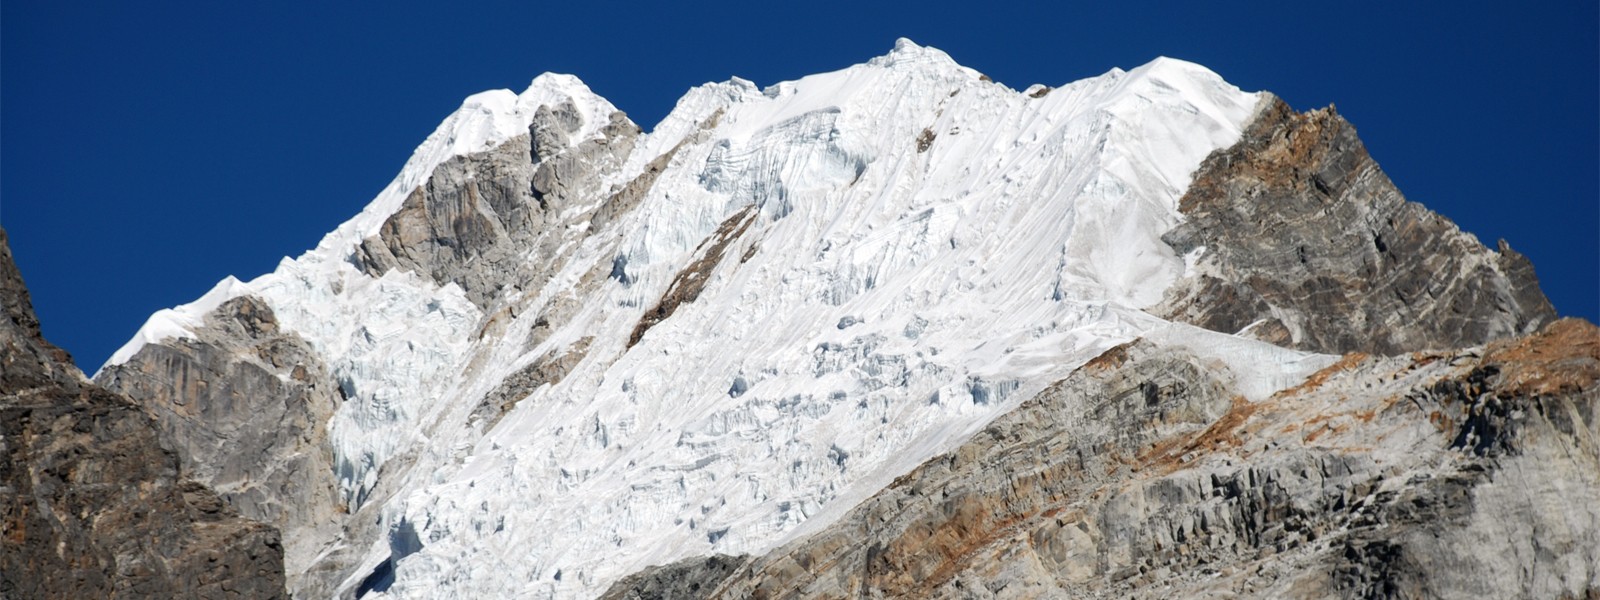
<box><xmin>87</xmin><ymin>39</ymin><xmax>1579</xmax><ymax>600</ymax></box>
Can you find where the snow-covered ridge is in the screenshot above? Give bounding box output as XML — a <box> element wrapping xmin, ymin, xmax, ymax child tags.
<box><xmin>102</xmin><ymin>39</ymin><xmax>1339</xmax><ymax>599</ymax></box>
<box><xmin>100</xmin><ymin>68</ymin><xmax>623</xmax><ymax>516</ymax></box>
<box><xmin>102</xmin><ymin>73</ymin><xmax>616</xmax><ymax>371</ymax></box>
<box><xmin>103</xmin><ymin>275</ymin><xmax>251</xmax><ymax>367</ymax></box>
<box><xmin>318</xmin><ymin>72</ymin><xmax>620</xmax><ymax>254</ymax></box>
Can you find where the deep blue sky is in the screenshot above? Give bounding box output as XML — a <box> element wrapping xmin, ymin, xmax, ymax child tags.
<box><xmin>4</xmin><ymin>1</ymin><xmax>1596</xmax><ymax>371</ymax></box>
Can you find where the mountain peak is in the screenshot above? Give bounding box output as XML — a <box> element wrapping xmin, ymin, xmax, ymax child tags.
<box><xmin>1127</xmin><ymin>55</ymin><xmax>1229</xmax><ymax>87</ymax></box>
<box><xmin>85</xmin><ymin>43</ymin><xmax>1576</xmax><ymax>600</ymax></box>
<box><xmin>865</xmin><ymin>37</ymin><xmax>981</xmax><ymax>79</ymax></box>
<box><xmin>303</xmin><ymin>70</ymin><xmax>624</xmax><ymax>260</ymax></box>
<box><xmin>100</xmin><ymin>44</ymin><xmax>1270</xmax><ymax>596</ymax></box>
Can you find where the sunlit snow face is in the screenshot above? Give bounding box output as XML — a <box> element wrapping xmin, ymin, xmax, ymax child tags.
<box><xmin>341</xmin><ymin>51</ymin><xmax>1285</xmax><ymax>599</ymax></box>
<box><xmin>106</xmin><ymin>41</ymin><xmax>1328</xmax><ymax>600</ymax></box>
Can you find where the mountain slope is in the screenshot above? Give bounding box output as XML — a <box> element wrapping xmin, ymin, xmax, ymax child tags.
<box><xmin>603</xmin><ymin>320</ymin><xmax>1598</xmax><ymax>599</ymax></box>
<box><xmin>91</xmin><ymin>40</ymin><xmax>1576</xmax><ymax>599</ymax></box>
<box><xmin>0</xmin><ymin>227</ymin><xmax>287</xmax><ymax>599</ymax></box>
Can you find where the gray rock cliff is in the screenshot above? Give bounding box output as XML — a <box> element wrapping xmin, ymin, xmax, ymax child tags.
<box><xmin>353</xmin><ymin>103</ymin><xmax>641</xmax><ymax>311</ymax></box>
<box><xmin>94</xmin><ymin>294</ymin><xmax>343</xmax><ymax>595</ymax></box>
<box><xmin>0</xmin><ymin>227</ymin><xmax>287</xmax><ymax>599</ymax></box>
<box><xmin>1156</xmin><ymin>95</ymin><xmax>1556</xmax><ymax>355</ymax></box>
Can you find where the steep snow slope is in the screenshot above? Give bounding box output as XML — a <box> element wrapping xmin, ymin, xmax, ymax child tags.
<box><xmin>104</xmin><ymin>40</ymin><xmax>1337</xmax><ymax>598</ymax></box>
<box><xmin>103</xmin><ymin>72</ymin><xmax>611</xmax><ymax>370</ymax></box>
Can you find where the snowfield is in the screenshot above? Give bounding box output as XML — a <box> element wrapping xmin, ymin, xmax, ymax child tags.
<box><xmin>105</xmin><ymin>40</ymin><xmax>1337</xmax><ymax>599</ymax></box>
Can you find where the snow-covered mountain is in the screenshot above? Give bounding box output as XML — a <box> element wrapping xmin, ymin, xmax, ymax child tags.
<box><xmin>83</xmin><ymin>39</ymin><xmax>1585</xmax><ymax>600</ymax></box>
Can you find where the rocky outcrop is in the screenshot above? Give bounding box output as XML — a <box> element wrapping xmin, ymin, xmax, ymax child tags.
<box><xmin>94</xmin><ymin>295</ymin><xmax>342</xmax><ymax>592</ymax></box>
<box><xmin>599</xmin><ymin>554</ymin><xmax>750</xmax><ymax>600</ymax></box>
<box><xmin>628</xmin><ymin>204</ymin><xmax>758</xmax><ymax>348</ymax></box>
<box><xmin>354</xmin><ymin>104</ymin><xmax>641</xmax><ymax>310</ymax></box>
<box><xmin>469</xmin><ymin>335</ymin><xmax>593</xmax><ymax>431</ymax></box>
<box><xmin>607</xmin><ymin>320</ymin><xmax>1599</xmax><ymax>599</ymax></box>
<box><xmin>0</xmin><ymin>227</ymin><xmax>286</xmax><ymax>599</ymax></box>
<box><xmin>1156</xmin><ymin>94</ymin><xmax>1556</xmax><ymax>355</ymax></box>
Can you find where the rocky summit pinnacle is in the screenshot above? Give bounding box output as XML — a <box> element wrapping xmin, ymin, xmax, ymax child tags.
<box><xmin>10</xmin><ymin>40</ymin><xmax>1591</xmax><ymax>599</ymax></box>
<box><xmin>1155</xmin><ymin>94</ymin><xmax>1555</xmax><ymax>355</ymax></box>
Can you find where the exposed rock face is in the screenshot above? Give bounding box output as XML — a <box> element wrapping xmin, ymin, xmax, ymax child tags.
<box><xmin>0</xmin><ymin>227</ymin><xmax>286</xmax><ymax>599</ymax></box>
<box><xmin>94</xmin><ymin>294</ymin><xmax>342</xmax><ymax>592</ymax></box>
<box><xmin>469</xmin><ymin>335</ymin><xmax>593</xmax><ymax>431</ymax></box>
<box><xmin>354</xmin><ymin>105</ymin><xmax>641</xmax><ymax>310</ymax></box>
<box><xmin>599</xmin><ymin>554</ymin><xmax>750</xmax><ymax>600</ymax></box>
<box><xmin>1157</xmin><ymin>94</ymin><xmax>1556</xmax><ymax>355</ymax></box>
<box><xmin>628</xmin><ymin>204</ymin><xmax>758</xmax><ymax>347</ymax></box>
<box><xmin>608</xmin><ymin>320</ymin><xmax>1598</xmax><ymax>599</ymax></box>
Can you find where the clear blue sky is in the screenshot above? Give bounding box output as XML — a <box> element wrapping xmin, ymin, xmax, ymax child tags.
<box><xmin>4</xmin><ymin>1</ymin><xmax>1596</xmax><ymax>370</ymax></box>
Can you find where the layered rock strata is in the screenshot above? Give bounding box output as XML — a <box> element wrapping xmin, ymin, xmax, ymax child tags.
<box><xmin>1157</xmin><ymin>94</ymin><xmax>1555</xmax><ymax>355</ymax></box>
<box><xmin>0</xmin><ymin>227</ymin><xmax>286</xmax><ymax>599</ymax></box>
<box><xmin>606</xmin><ymin>319</ymin><xmax>1599</xmax><ymax>599</ymax></box>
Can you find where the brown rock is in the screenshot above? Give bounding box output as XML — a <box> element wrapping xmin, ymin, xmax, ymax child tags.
<box><xmin>1156</xmin><ymin>94</ymin><xmax>1556</xmax><ymax>355</ymax></box>
<box><xmin>0</xmin><ymin>227</ymin><xmax>286</xmax><ymax>599</ymax></box>
<box><xmin>94</xmin><ymin>295</ymin><xmax>342</xmax><ymax>593</ymax></box>
<box><xmin>606</xmin><ymin>320</ymin><xmax>1600</xmax><ymax>599</ymax></box>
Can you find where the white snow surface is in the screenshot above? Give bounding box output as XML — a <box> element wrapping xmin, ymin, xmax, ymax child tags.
<box><xmin>103</xmin><ymin>72</ymin><xmax>614</xmax><ymax>371</ymax></box>
<box><xmin>104</xmin><ymin>40</ymin><xmax>1339</xmax><ymax>599</ymax></box>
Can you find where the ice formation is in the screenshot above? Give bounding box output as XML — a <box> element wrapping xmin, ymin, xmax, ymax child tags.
<box><xmin>104</xmin><ymin>40</ymin><xmax>1339</xmax><ymax>598</ymax></box>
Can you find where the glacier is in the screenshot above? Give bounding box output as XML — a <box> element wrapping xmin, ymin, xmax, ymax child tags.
<box><xmin>101</xmin><ymin>39</ymin><xmax>1341</xmax><ymax>598</ymax></box>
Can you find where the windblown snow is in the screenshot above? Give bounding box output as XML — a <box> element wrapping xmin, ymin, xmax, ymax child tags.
<box><xmin>105</xmin><ymin>39</ymin><xmax>1336</xmax><ymax>599</ymax></box>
